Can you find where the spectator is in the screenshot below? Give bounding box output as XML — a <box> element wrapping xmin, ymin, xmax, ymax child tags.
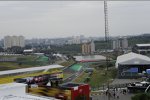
<box><xmin>123</xmin><ymin>89</ymin><xmax>127</xmax><ymax>94</ymax></box>
<box><xmin>113</xmin><ymin>91</ymin><xmax>116</xmax><ymax>99</ymax></box>
<box><xmin>116</xmin><ymin>90</ymin><xmax>120</xmax><ymax>99</ymax></box>
<box><xmin>113</xmin><ymin>87</ymin><xmax>116</xmax><ymax>98</ymax></box>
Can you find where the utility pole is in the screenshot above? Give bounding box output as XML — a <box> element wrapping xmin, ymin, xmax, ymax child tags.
<box><xmin>104</xmin><ymin>1</ymin><xmax>110</xmax><ymax>100</ymax></box>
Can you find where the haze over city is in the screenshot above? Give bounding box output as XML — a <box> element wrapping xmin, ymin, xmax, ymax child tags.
<box><xmin>0</xmin><ymin>1</ymin><xmax>150</xmax><ymax>39</ymax></box>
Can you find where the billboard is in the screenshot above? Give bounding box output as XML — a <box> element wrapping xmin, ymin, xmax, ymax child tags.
<box><xmin>27</xmin><ymin>86</ymin><xmax>71</xmax><ymax>100</ymax></box>
<box><xmin>27</xmin><ymin>83</ymin><xmax>90</xmax><ymax>100</ymax></box>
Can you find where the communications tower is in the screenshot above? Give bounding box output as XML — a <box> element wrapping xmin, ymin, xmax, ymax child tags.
<box><xmin>104</xmin><ymin>0</ymin><xmax>109</xmax><ymax>71</ymax></box>
<box><xmin>104</xmin><ymin>1</ymin><xmax>110</xmax><ymax>100</ymax></box>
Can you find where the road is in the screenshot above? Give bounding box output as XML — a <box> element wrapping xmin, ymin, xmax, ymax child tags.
<box><xmin>111</xmin><ymin>79</ymin><xmax>140</xmax><ymax>85</ymax></box>
<box><xmin>63</xmin><ymin>74</ymin><xmax>76</xmax><ymax>83</ymax></box>
<box><xmin>63</xmin><ymin>69</ymin><xmax>83</xmax><ymax>83</ymax></box>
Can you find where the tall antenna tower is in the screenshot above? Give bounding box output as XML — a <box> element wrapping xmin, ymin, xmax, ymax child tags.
<box><xmin>104</xmin><ymin>0</ymin><xmax>109</xmax><ymax>71</ymax></box>
<box><xmin>104</xmin><ymin>1</ymin><xmax>110</xmax><ymax>100</ymax></box>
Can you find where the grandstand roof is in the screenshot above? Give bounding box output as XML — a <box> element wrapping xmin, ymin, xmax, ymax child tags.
<box><xmin>74</xmin><ymin>55</ymin><xmax>106</xmax><ymax>62</ymax></box>
<box><xmin>0</xmin><ymin>64</ymin><xmax>64</xmax><ymax>76</ymax></box>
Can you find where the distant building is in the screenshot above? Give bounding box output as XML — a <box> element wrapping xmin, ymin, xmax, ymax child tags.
<box><xmin>19</xmin><ymin>36</ymin><xmax>25</xmax><ymax>47</ymax></box>
<box><xmin>82</xmin><ymin>41</ymin><xmax>95</xmax><ymax>54</ymax></box>
<box><xmin>4</xmin><ymin>36</ymin><xmax>25</xmax><ymax>49</ymax></box>
<box><xmin>4</xmin><ymin>36</ymin><xmax>12</xmax><ymax>49</ymax></box>
<box><xmin>113</xmin><ymin>37</ymin><xmax>128</xmax><ymax>50</ymax></box>
<box><xmin>82</xmin><ymin>43</ymin><xmax>91</xmax><ymax>54</ymax></box>
<box><xmin>91</xmin><ymin>41</ymin><xmax>95</xmax><ymax>53</ymax></box>
<box><xmin>23</xmin><ymin>49</ymin><xmax>33</xmax><ymax>55</ymax></box>
<box><xmin>67</xmin><ymin>36</ymin><xmax>81</xmax><ymax>44</ymax></box>
<box><xmin>132</xmin><ymin>44</ymin><xmax>150</xmax><ymax>55</ymax></box>
<box><xmin>73</xmin><ymin>36</ymin><xmax>81</xmax><ymax>44</ymax></box>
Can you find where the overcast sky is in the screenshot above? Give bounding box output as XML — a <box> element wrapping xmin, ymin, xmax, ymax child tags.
<box><xmin>0</xmin><ymin>1</ymin><xmax>150</xmax><ymax>39</ymax></box>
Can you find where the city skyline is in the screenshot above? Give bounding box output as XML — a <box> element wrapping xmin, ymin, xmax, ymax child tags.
<box><xmin>0</xmin><ymin>1</ymin><xmax>150</xmax><ymax>39</ymax></box>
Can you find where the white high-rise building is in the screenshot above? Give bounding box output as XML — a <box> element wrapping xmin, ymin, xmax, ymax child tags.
<box><xmin>91</xmin><ymin>41</ymin><xmax>95</xmax><ymax>53</ymax></box>
<box><xmin>4</xmin><ymin>36</ymin><xmax>12</xmax><ymax>49</ymax></box>
<box><xmin>19</xmin><ymin>36</ymin><xmax>25</xmax><ymax>47</ymax></box>
<box><xmin>67</xmin><ymin>36</ymin><xmax>82</xmax><ymax>44</ymax></box>
<box><xmin>122</xmin><ymin>37</ymin><xmax>128</xmax><ymax>49</ymax></box>
<box><xmin>12</xmin><ymin>36</ymin><xmax>19</xmax><ymax>46</ymax></box>
<box><xmin>112</xmin><ymin>37</ymin><xmax>128</xmax><ymax>50</ymax></box>
<box><xmin>113</xmin><ymin>39</ymin><xmax>119</xmax><ymax>50</ymax></box>
<box><xmin>4</xmin><ymin>35</ymin><xmax>25</xmax><ymax>49</ymax></box>
<box><xmin>72</xmin><ymin>36</ymin><xmax>81</xmax><ymax>44</ymax></box>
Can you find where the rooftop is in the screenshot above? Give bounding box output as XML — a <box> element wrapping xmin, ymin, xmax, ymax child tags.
<box><xmin>0</xmin><ymin>64</ymin><xmax>64</xmax><ymax>76</ymax></box>
<box><xmin>74</xmin><ymin>55</ymin><xmax>106</xmax><ymax>62</ymax></box>
<box><xmin>23</xmin><ymin>49</ymin><xmax>33</xmax><ymax>52</ymax></box>
<box><xmin>0</xmin><ymin>83</ymin><xmax>57</xmax><ymax>100</ymax></box>
<box><xmin>0</xmin><ymin>83</ymin><xmax>26</xmax><ymax>90</ymax></box>
<box><xmin>0</xmin><ymin>94</ymin><xmax>57</xmax><ymax>100</ymax></box>
<box><xmin>136</xmin><ymin>44</ymin><xmax>150</xmax><ymax>47</ymax></box>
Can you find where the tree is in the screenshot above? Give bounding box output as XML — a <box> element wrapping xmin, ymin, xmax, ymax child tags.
<box><xmin>9</xmin><ymin>46</ymin><xmax>23</xmax><ymax>54</ymax></box>
<box><xmin>24</xmin><ymin>45</ymin><xmax>32</xmax><ymax>49</ymax></box>
<box><xmin>0</xmin><ymin>47</ymin><xmax>4</xmax><ymax>52</ymax></box>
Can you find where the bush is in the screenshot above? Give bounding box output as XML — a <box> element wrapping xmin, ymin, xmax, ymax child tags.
<box><xmin>131</xmin><ymin>93</ymin><xmax>150</xmax><ymax>100</ymax></box>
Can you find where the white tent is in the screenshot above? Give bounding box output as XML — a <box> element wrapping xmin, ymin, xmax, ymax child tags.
<box><xmin>116</xmin><ymin>52</ymin><xmax>150</xmax><ymax>68</ymax></box>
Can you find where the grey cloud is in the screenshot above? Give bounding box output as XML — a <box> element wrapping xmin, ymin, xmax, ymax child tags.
<box><xmin>0</xmin><ymin>1</ymin><xmax>150</xmax><ymax>39</ymax></box>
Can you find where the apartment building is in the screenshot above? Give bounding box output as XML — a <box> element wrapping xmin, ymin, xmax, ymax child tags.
<box><xmin>82</xmin><ymin>41</ymin><xmax>95</xmax><ymax>54</ymax></box>
<box><xmin>4</xmin><ymin>36</ymin><xmax>25</xmax><ymax>49</ymax></box>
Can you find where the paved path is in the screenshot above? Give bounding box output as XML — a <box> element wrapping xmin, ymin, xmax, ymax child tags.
<box><xmin>92</xmin><ymin>93</ymin><xmax>134</xmax><ymax>100</ymax></box>
<box><xmin>111</xmin><ymin>79</ymin><xmax>140</xmax><ymax>85</ymax></box>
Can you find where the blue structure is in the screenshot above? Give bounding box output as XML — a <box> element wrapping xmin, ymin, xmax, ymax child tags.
<box><xmin>128</xmin><ymin>68</ymin><xmax>138</xmax><ymax>73</ymax></box>
<box><xmin>146</xmin><ymin>69</ymin><xmax>150</xmax><ymax>74</ymax></box>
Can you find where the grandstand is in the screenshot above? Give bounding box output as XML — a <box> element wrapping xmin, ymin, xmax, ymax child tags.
<box><xmin>37</xmin><ymin>56</ymin><xmax>49</xmax><ymax>62</ymax></box>
<box><xmin>69</xmin><ymin>64</ymin><xmax>83</xmax><ymax>71</ymax></box>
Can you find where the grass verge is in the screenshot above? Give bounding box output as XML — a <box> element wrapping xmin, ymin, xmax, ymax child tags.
<box><xmin>73</xmin><ymin>67</ymin><xmax>117</xmax><ymax>89</ymax></box>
